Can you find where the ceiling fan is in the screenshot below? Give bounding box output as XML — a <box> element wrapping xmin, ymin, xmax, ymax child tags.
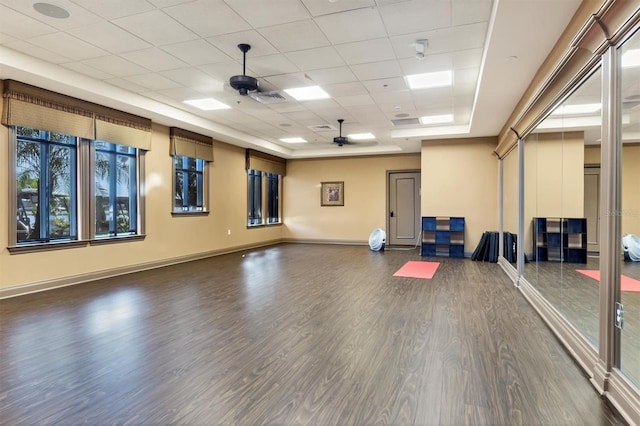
<box><xmin>332</xmin><ymin>119</ymin><xmax>376</xmax><ymax>147</ymax></box>
<box><xmin>229</xmin><ymin>43</ymin><xmax>258</xmax><ymax>96</ymax></box>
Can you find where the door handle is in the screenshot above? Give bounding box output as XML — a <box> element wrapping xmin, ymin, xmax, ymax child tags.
<box><xmin>390</xmin><ymin>211</ymin><xmax>394</xmax><ymax>217</ymax></box>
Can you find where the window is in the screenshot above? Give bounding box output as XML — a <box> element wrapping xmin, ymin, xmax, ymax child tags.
<box><xmin>95</xmin><ymin>141</ymin><xmax>138</xmax><ymax>237</ymax></box>
<box><xmin>15</xmin><ymin>127</ymin><xmax>78</xmax><ymax>243</ymax></box>
<box><xmin>266</xmin><ymin>172</ymin><xmax>280</xmax><ymax>224</ymax></box>
<box><xmin>173</xmin><ymin>155</ymin><xmax>206</xmax><ymax>213</ymax></box>
<box><xmin>248</xmin><ymin>169</ymin><xmax>262</xmax><ymax>225</ymax></box>
<box><xmin>247</xmin><ymin>169</ymin><xmax>282</xmax><ymax>226</ymax></box>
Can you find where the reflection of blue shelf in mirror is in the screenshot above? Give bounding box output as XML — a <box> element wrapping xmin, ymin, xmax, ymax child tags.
<box><xmin>421</xmin><ymin>216</ymin><xmax>465</xmax><ymax>258</ymax></box>
<box><xmin>533</xmin><ymin>217</ymin><xmax>587</xmax><ymax>263</ymax></box>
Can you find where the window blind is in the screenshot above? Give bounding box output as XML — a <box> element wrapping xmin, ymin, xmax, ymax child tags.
<box><xmin>169</xmin><ymin>127</ymin><xmax>214</xmax><ymax>162</ymax></box>
<box><xmin>1</xmin><ymin>79</ymin><xmax>152</xmax><ymax>150</ymax></box>
<box><xmin>246</xmin><ymin>149</ymin><xmax>286</xmax><ymax>176</ymax></box>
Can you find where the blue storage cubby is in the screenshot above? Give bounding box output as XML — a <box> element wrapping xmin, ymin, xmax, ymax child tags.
<box><xmin>421</xmin><ymin>216</ymin><xmax>465</xmax><ymax>258</ymax></box>
<box><xmin>533</xmin><ymin>217</ymin><xmax>586</xmax><ymax>263</ymax></box>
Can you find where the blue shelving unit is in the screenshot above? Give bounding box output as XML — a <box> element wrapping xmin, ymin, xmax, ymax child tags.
<box><xmin>421</xmin><ymin>216</ymin><xmax>465</xmax><ymax>258</ymax></box>
<box><xmin>533</xmin><ymin>217</ymin><xmax>587</xmax><ymax>263</ymax></box>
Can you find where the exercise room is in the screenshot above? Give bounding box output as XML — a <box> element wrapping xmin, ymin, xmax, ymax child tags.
<box><xmin>1</xmin><ymin>0</ymin><xmax>639</xmax><ymax>424</ymax></box>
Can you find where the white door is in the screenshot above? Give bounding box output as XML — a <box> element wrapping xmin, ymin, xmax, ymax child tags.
<box><xmin>584</xmin><ymin>167</ymin><xmax>600</xmax><ymax>253</ymax></box>
<box><xmin>388</xmin><ymin>171</ymin><xmax>421</xmax><ymax>246</ymax></box>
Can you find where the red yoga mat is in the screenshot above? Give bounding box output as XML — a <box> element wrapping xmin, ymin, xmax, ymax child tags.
<box><xmin>393</xmin><ymin>261</ymin><xmax>440</xmax><ymax>279</ymax></box>
<box><xmin>576</xmin><ymin>269</ymin><xmax>640</xmax><ymax>292</ymax></box>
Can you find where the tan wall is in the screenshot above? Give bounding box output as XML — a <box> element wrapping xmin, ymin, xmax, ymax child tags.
<box><xmin>523</xmin><ymin>131</ymin><xmax>585</xmax><ymax>254</ymax></box>
<box><xmin>0</xmin><ymin>122</ymin><xmax>283</xmax><ymax>290</ymax></box>
<box><xmin>622</xmin><ymin>144</ymin><xmax>640</xmax><ymax>237</ymax></box>
<box><xmin>421</xmin><ymin>138</ymin><xmax>498</xmax><ymax>254</ymax></box>
<box><xmin>283</xmin><ymin>154</ymin><xmax>421</xmax><ymax>243</ymax></box>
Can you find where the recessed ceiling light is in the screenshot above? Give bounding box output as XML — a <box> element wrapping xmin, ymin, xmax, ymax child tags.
<box><xmin>33</xmin><ymin>2</ymin><xmax>70</xmax><ymax>19</ymax></box>
<box><xmin>280</xmin><ymin>137</ymin><xmax>307</xmax><ymax>144</ymax></box>
<box><xmin>420</xmin><ymin>114</ymin><xmax>454</xmax><ymax>125</ymax></box>
<box><xmin>283</xmin><ymin>86</ymin><xmax>330</xmax><ymax>101</ymax></box>
<box><xmin>622</xmin><ymin>49</ymin><xmax>640</xmax><ymax>68</ymax></box>
<box><xmin>348</xmin><ymin>133</ymin><xmax>375</xmax><ymax>140</ymax></box>
<box><xmin>551</xmin><ymin>103</ymin><xmax>601</xmax><ymax>115</ymax></box>
<box><xmin>406</xmin><ymin>70</ymin><xmax>452</xmax><ymax>90</ymax></box>
<box><xmin>184</xmin><ymin>98</ymin><xmax>230</xmax><ymax>111</ymax></box>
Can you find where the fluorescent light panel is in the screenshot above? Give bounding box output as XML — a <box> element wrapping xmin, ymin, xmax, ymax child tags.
<box><xmin>406</xmin><ymin>70</ymin><xmax>452</xmax><ymax>90</ymax></box>
<box><xmin>551</xmin><ymin>103</ymin><xmax>601</xmax><ymax>115</ymax></box>
<box><xmin>420</xmin><ymin>114</ymin><xmax>454</xmax><ymax>125</ymax></box>
<box><xmin>280</xmin><ymin>137</ymin><xmax>307</xmax><ymax>143</ymax></box>
<box><xmin>347</xmin><ymin>133</ymin><xmax>375</xmax><ymax>140</ymax></box>
<box><xmin>184</xmin><ymin>98</ymin><xmax>230</xmax><ymax>110</ymax></box>
<box><xmin>283</xmin><ymin>86</ymin><xmax>330</xmax><ymax>101</ymax></box>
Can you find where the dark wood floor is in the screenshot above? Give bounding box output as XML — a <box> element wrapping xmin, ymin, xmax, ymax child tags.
<box><xmin>0</xmin><ymin>244</ymin><xmax>624</xmax><ymax>425</ymax></box>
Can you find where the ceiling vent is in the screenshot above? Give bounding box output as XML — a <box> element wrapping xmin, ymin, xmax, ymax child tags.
<box><xmin>391</xmin><ymin>117</ymin><xmax>420</xmax><ymax>126</ymax></box>
<box><xmin>249</xmin><ymin>91</ymin><xmax>288</xmax><ymax>104</ymax></box>
<box><xmin>308</xmin><ymin>124</ymin><xmax>337</xmax><ymax>132</ymax></box>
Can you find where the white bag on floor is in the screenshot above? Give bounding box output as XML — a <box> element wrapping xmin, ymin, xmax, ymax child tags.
<box><xmin>622</xmin><ymin>234</ymin><xmax>640</xmax><ymax>261</ymax></box>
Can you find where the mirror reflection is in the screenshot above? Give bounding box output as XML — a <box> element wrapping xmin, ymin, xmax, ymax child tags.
<box><xmin>523</xmin><ymin>67</ymin><xmax>602</xmax><ymax>347</ymax></box>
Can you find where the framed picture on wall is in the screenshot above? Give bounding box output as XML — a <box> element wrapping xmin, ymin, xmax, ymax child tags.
<box><xmin>321</xmin><ymin>181</ymin><xmax>344</xmax><ymax>206</ymax></box>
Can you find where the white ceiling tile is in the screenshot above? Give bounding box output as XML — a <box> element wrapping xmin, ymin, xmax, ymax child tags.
<box><xmin>362</xmin><ymin>77</ymin><xmax>408</xmax><ymax>93</ymax></box>
<box><xmin>259</xmin><ymin>20</ymin><xmax>330</xmax><ymax>52</ymax></box>
<box><xmin>199</xmin><ymin>60</ymin><xmax>255</xmax><ymax>81</ymax></box>
<box><xmin>0</xmin><ymin>5</ymin><xmax>57</xmax><ymax>39</ymax></box>
<box><xmin>0</xmin><ymin>0</ymin><xmax>102</xmax><ymax>30</ymax></box>
<box><xmin>224</xmin><ymin>0</ymin><xmax>310</xmax><ymax>28</ymax></box>
<box><xmin>164</xmin><ymin>0</ymin><xmax>251</xmax><ymax>38</ymax></box>
<box><xmin>60</xmin><ymin>61</ymin><xmax>114</xmax><ymax>80</ymax></box>
<box><xmin>398</xmin><ymin>53</ymin><xmax>453</xmax><ymax>75</ymax></box>
<box><xmin>156</xmin><ymin>86</ymin><xmax>213</xmax><ymax>102</ymax></box>
<box><xmin>285</xmin><ymin>47</ymin><xmax>346</xmax><ymax>71</ymax></box>
<box><xmin>161</xmin><ymin>39</ymin><xmax>231</xmax><ymax>66</ymax></box>
<box><xmin>267</xmin><ymin>103</ymin><xmax>308</xmax><ymax>113</ymax></box>
<box><xmin>67</xmin><ymin>22</ymin><xmax>152</xmax><ymax>54</ymax></box>
<box><xmin>370</xmin><ymin>90</ymin><xmax>413</xmax><ymax>105</ymax></box>
<box><xmin>27</xmin><ymin>33</ymin><xmax>107</xmax><ymax>60</ymax></box>
<box><xmin>81</xmin><ymin>56</ymin><xmax>150</xmax><ymax>77</ymax></box>
<box><xmin>160</xmin><ymin>68</ymin><xmax>226</xmax><ymax>92</ymax></box>
<box><xmin>207</xmin><ymin>30</ymin><xmax>278</xmax><ymax>60</ymax></box>
<box><xmin>71</xmin><ymin>0</ymin><xmax>155</xmax><ymax>20</ymax></box>
<box><xmin>335</xmin><ymin>94</ymin><xmax>376</xmax><ymax>107</ymax></box>
<box><xmin>390</xmin><ymin>29</ymin><xmax>452</xmax><ymax>60</ymax></box>
<box><xmin>324</xmin><ymin>82</ymin><xmax>368</xmax><ymax>98</ymax></box>
<box><xmin>453</xmin><ymin>48</ymin><xmax>483</xmax><ymax>70</ymax></box>
<box><xmin>147</xmin><ymin>0</ymin><xmax>194</xmax><ymax>7</ymax></box>
<box><xmin>300</xmin><ymin>0</ymin><xmax>375</xmax><ymax>16</ymax></box>
<box><xmin>452</xmin><ymin>0</ymin><xmax>493</xmax><ymax>26</ymax></box>
<box><xmin>453</xmin><ymin>68</ymin><xmax>480</xmax><ymax>95</ymax></box>
<box><xmin>120</xmin><ymin>48</ymin><xmax>187</xmax><ymax>72</ymax></box>
<box><xmin>124</xmin><ymin>73</ymin><xmax>182</xmax><ymax>91</ymax></box>
<box><xmin>315</xmin><ymin>7</ymin><xmax>387</xmax><ymax>44</ymax></box>
<box><xmin>112</xmin><ymin>10</ymin><xmax>198</xmax><ymax>46</ymax></box>
<box><xmin>283</xmin><ymin>110</ymin><xmax>324</xmax><ymax>125</ymax></box>
<box><xmin>105</xmin><ymin>78</ymin><xmax>149</xmax><ymax>93</ymax></box>
<box><xmin>264</xmin><ymin>72</ymin><xmax>314</xmax><ymax>89</ymax></box>
<box><xmin>248</xmin><ymin>54</ymin><xmax>300</xmax><ymax>76</ymax></box>
<box><xmin>6</xmin><ymin>40</ymin><xmax>73</xmax><ymax>64</ymax></box>
<box><xmin>376</xmin><ymin>99</ymin><xmax>415</xmax><ymax>113</ymax></box>
<box><xmin>411</xmin><ymin>87</ymin><xmax>454</xmax><ymax>110</ymax></box>
<box><xmin>350</xmin><ymin>60</ymin><xmax>402</xmax><ymax>81</ymax></box>
<box><xmin>379</xmin><ymin>1</ymin><xmax>451</xmax><ymax>36</ymax></box>
<box><xmin>335</xmin><ymin>38</ymin><xmax>396</xmax><ymax>65</ymax></box>
<box><xmin>452</xmin><ymin>22</ymin><xmax>488</xmax><ymax>51</ymax></box>
<box><xmin>304</xmin><ymin>67</ymin><xmax>358</xmax><ymax>85</ymax></box>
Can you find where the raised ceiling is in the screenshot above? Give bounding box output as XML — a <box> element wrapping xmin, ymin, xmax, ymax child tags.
<box><xmin>0</xmin><ymin>0</ymin><xmax>582</xmax><ymax>158</ymax></box>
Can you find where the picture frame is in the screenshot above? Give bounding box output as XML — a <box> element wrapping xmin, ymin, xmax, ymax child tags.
<box><xmin>321</xmin><ymin>181</ymin><xmax>344</xmax><ymax>206</ymax></box>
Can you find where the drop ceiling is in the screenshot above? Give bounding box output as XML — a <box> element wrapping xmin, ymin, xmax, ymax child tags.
<box><xmin>0</xmin><ymin>0</ymin><xmax>583</xmax><ymax>159</ymax></box>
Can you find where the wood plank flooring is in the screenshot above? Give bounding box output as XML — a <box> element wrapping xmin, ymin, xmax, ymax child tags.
<box><xmin>0</xmin><ymin>244</ymin><xmax>624</xmax><ymax>425</ymax></box>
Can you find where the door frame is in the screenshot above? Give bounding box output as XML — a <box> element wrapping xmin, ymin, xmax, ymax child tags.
<box><xmin>386</xmin><ymin>169</ymin><xmax>421</xmax><ymax>247</ymax></box>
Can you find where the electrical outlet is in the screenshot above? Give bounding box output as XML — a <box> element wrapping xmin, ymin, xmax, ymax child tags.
<box><xmin>615</xmin><ymin>302</ymin><xmax>624</xmax><ymax>329</ymax></box>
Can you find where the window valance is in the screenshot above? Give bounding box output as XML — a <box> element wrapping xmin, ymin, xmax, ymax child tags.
<box><xmin>169</xmin><ymin>127</ymin><xmax>214</xmax><ymax>162</ymax></box>
<box><xmin>246</xmin><ymin>149</ymin><xmax>286</xmax><ymax>176</ymax></box>
<box><xmin>1</xmin><ymin>79</ymin><xmax>151</xmax><ymax>150</ymax></box>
